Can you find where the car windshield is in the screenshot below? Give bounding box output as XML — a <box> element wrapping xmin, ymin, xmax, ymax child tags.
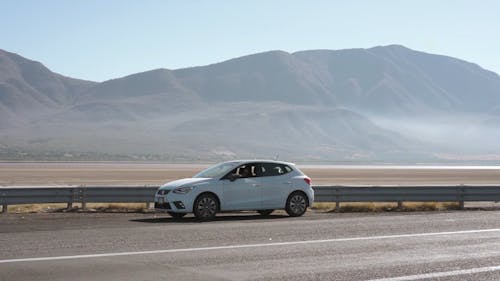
<box><xmin>193</xmin><ymin>162</ymin><xmax>238</xmax><ymax>178</ymax></box>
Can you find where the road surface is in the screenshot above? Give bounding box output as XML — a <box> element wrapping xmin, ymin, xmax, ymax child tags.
<box><xmin>1</xmin><ymin>210</ymin><xmax>500</xmax><ymax>280</ymax></box>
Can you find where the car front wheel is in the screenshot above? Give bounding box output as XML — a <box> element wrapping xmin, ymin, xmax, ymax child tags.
<box><xmin>285</xmin><ymin>192</ymin><xmax>308</xmax><ymax>217</ymax></box>
<box><xmin>193</xmin><ymin>193</ymin><xmax>218</xmax><ymax>220</ymax></box>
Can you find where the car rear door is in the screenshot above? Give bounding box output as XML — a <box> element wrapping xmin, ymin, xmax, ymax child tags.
<box><xmin>260</xmin><ymin>163</ymin><xmax>293</xmax><ymax>209</ymax></box>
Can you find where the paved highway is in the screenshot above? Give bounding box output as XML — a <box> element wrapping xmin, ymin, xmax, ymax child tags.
<box><xmin>1</xmin><ymin>210</ymin><xmax>500</xmax><ymax>280</ymax></box>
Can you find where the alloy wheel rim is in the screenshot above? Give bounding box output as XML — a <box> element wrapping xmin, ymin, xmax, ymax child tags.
<box><xmin>197</xmin><ymin>197</ymin><xmax>216</xmax><ymax>217</ymax></box>
<box><xmin>289</xmin><ymin>195</ymin><xmax>306</xmax><ymax>214</ymax></box>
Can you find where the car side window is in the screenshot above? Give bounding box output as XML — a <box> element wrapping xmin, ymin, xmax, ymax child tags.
<box><xmin>223</xmin><ymin>163</ymin><xmax>261</xmax><ymax>179</ymax></box>
<box><xmin>261</xmin><ymin>163</ymin><xmax>292</xmax><ymax>177</ymax></box>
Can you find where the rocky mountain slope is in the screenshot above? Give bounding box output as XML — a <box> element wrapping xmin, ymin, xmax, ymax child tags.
<box><xmin>1</xmin><ymin>46</ymin><xmax>499</xmax><ymax>162</ymax></box>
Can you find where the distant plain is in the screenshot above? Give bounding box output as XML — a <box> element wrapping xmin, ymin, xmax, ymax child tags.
<box><xmin>2</xmin><ymin>162</ymin><xmax>500</xmax><ymax>186</ymax></box>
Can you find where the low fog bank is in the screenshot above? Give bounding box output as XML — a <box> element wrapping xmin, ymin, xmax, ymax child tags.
<box><xmin>371</xmin><ymin>113</ymin><xmax>500</xmax><ymax>160</ymax></box>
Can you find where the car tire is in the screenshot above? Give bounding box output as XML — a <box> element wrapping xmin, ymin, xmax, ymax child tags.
<box><xmin>285</xmin><ymin>192</ymin><xmax>308</xmax><ymax>217</ymax></box>
<box><xmin>168</xmin><ymin>212</ymin><xmax>187</xmax><ymax>219</ymax></box>
<box><xmin>193</xmin><ymin>193</ymin><xmax>218</xmax><ymax>220</ymax></box>
<box><xmin>257</xmin><ymin>209</ymin><xmax>274</xmax><ymax>216</ymax></box>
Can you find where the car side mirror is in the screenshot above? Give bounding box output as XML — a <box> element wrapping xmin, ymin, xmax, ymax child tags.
<box><xmin>228</xmin><ymin>174</ymin><xmax>239</xmax><ymax>182</ymax></box>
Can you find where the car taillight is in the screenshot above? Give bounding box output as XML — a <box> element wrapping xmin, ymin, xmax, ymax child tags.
<box><xmin>303</xmin><ymin>177</ymin><xmax>311</xmax><ymax>185</ymax></box>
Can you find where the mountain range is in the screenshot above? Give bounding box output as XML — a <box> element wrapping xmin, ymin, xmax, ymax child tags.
<box><xmin>1</xmin><ymin>45</ymin><xmax>500</xmax><ymax>162</ymax></box>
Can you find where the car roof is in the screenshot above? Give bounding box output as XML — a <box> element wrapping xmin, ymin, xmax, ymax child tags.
<box><xmin>222</xmin><ymin>159</ymin><xmax>295</xmax><ymax>166</ymax></box>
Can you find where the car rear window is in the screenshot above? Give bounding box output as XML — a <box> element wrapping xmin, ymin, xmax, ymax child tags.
<box><xmin>261</xmin><ymin>163</ymin><xmax>292</xmax><ymax>177</ymax></box>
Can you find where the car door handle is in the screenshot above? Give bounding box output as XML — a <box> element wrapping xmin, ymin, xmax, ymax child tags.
<box><xmin>283</xmin><ymin>181</ymin><xmax>292</xmax><ymax>184</ymax></box>
<box><xmin>252</xmin><ymin>183</ymin><xmax>260</xmax><ymax>187</ymax></box>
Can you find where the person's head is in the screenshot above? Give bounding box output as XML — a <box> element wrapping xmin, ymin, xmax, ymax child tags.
<box><xmin>240</xmin><ymin>166</ymin><xmax>251</xmax><ymax>177</ymax></box>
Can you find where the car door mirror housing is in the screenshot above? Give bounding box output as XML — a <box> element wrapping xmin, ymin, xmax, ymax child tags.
<box><xmin>229</xmin><ymin>174</ymin><xmax>240</xmax><ymax>182</ymax></box>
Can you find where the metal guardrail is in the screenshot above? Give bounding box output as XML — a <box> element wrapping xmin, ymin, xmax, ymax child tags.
<box><xmin>314</xmin><ymin>185</ymin><xmax>500</xmax><ymax>210</ymax></box>
<box><xmin>0</xmin><ymin>186</ymin><xmax>158</xmax><ymax>213</ymax></box>
<box><xmin>1</xmin><ymin>185</ymin><xmax>500</xmax><ymax>213</ymax></box>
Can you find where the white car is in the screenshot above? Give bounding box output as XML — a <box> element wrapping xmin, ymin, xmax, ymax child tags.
<box><xmin>154</xmin><ymin>160</ymin><xmax>314</xmax><ymax>220</ymax></box>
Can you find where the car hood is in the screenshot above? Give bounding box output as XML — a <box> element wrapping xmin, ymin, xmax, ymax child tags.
<box><xmin>159</xmin><ymin>178</ymin><xmax>212</xmax><ymax>190</ymax></box>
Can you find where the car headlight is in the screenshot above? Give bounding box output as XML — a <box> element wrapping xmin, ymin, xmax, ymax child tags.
<box><xmin>157</xmin><ymin>189</ymin><xmax>170</xmax><ymax>196</ymax></box>
<box><xmin>173</xmin><ymin>186</ymin><xmax>194</xmax><ymax>194</ymax></box>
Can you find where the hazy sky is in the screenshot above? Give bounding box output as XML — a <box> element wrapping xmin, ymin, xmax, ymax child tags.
<box><xmin>2</xmin><ymin>0</ymin><xmax>499</xmax><ymax>82</ymax></box>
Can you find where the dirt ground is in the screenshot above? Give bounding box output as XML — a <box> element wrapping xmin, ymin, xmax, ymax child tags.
<box><xmin>1</xmin><ymin>162</ymin><xmax>500</xmax><ymax>186</ymax></box>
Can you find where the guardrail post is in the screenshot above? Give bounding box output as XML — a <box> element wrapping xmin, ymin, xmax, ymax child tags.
<box><xmin>67</xmin><ymin>188</ymin><xmax>75</xmax><ymax>209</ymax></box>
<box><xmin>397</xmin><ymin>201</ymin><xmax>403</xmax><ymax>209</ymax></box>
<box><xmin>146</xmin><ymin>202</ymin><xmax>152</xmax><ymax>209</ymax></box>
<box><xmin>459</xmin><ymin>201</ymin><xmax>464</xmax><ymax>210</ymax></box>
<box><xmin>335</xmin><ymin>187</ymin><xmax>340</xmax><ymax>212</ymax></box>
<box><xmin>458</xmin><ymin>187</ymin><xmax>465</xmax><ymax>210</ymax></box>
<box><xmin>2</xmin><ymin>204</ymin><xmax>7</xmax><ymax>214</ymax></box>
<box><xmin>80</xmin><ymin>187</ymin><xmax>87</xmax><ymax>210</ymax></box>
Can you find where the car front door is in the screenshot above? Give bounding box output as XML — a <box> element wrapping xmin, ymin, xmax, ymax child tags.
<box><xmin>221</xmin><ymin>163</ymin><xmax>262</xmax><ymax>210</ymax></box>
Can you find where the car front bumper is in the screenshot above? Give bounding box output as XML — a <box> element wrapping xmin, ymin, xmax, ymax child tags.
<box><xmin>154</xmin><ymin>192</ymin><xmax>192</xmax><ymax>213</ymax></box>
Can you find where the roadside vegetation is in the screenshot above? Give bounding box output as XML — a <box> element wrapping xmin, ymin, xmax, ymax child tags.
<box><xmin>5</xmin><ymin>203</ymin><xmax>152</xmax><ymax>213</ymax></box>
<box><xmin>312</xmin><ymin>202</ymin><xmax>460</xmax><ymax>212</ymax></box>
<box><xmin>4</xmin><ymin>202</ymin><xmax>462</xmax><ymax>214</ymax></box>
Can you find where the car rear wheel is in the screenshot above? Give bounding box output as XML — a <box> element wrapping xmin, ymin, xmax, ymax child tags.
<box><xmin>167</xmin><ymin>212</ymin><xmax>187</xmax><ymax>218</ymax></box>
<box><xmin>193</xmin><ymin>193</ymin><xmax>218</xmax><ymax>220</ymax></box>
<box><xmin>257</xmin><ymin>209</ymin><xmax>274</xmax><ymax>216</ymax></box>
<box><xmin>285</xmin><ymin>192</ymin><xmax>308</xmax><ymax>217</ymax></box>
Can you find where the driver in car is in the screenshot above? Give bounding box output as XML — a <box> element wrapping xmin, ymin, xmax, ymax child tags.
<box><xmin>239</xmin><ymin>166</ymin><xmax>252</xmax><ymax>178</ymax></box>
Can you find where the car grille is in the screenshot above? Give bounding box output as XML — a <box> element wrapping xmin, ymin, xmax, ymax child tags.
<box><xmin>154</xmin><ymin>202</ymin><xmax>171</xmax><ymax>209</ymax></box>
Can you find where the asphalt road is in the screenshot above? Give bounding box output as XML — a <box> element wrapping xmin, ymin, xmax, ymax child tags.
<box><xmin>1</xmin><ymin>210</ymin><xmax>500</xmax><ymax>281</ymax></box>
